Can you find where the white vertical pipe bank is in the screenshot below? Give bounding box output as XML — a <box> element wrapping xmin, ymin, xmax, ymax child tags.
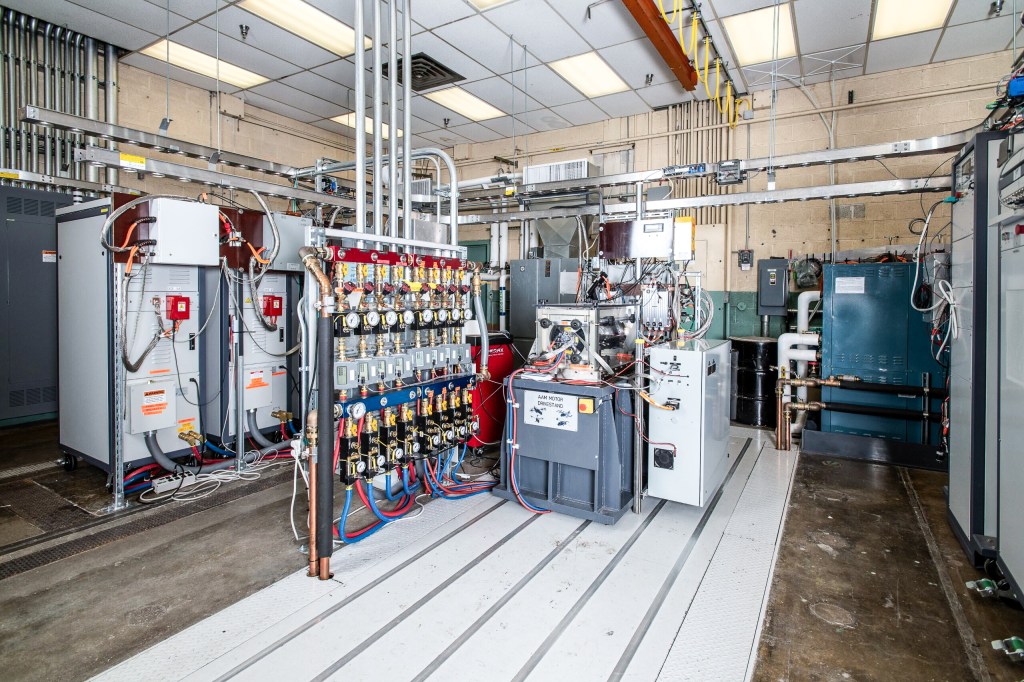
<box><xmin>387</xmin><ymin>0</ymin><xmax>398</xmax><ymax>236</ymax></box>
<box><xmin>371</xmin><ymin>0</ymin><xmax>383</xmax><ymax>238</ymax></box>
<box><xmin>354</xmin><ymin>0</ymin><xmax>366</xmax><ymax>245</ymax></box>
<box><xmin>401</xmin><ymin>0</ymin><xmax>412</xmax><ymax>240</ymax></box>
<box><xmin>104</xmin><ymin>43</ymin><xmax>118</xmax><ymax>186</ymax></box>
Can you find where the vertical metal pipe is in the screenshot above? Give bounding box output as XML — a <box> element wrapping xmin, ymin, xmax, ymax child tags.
<box><xmin>53</xmin><ymin>26</ymin><xmax>64</xmax><ymax>174</ymax></box>
<box><xmin>371</xmin><ymin>0</ymin><xmax>383</xmax><ymax>237</ymax></box>
<box><xmin>402</xmin><ymin>0</ymin><xmax>412</xmax><ymax>239</ymax></box>
<box><xmin>104</xmin><ymin>43</ymin><xmax>118</xmax><ymax>186</ymax></box>
<box><xmin>84</xmin><ymin>37</ymin><xmax>98</xmax><ymax>182</ymax></box>
<box><xmin>27</xmin><ymin>18</ymin><xmax>38</xmax><ymax>174</ymax></box>
<box><xmin>42</xmin><ymin>24</ymin><xmax>53</xmax><ymax>176</ymax></box>
<box><xmin>16</xmin><ymin>14</ymin><xmax>27</xmax><ymax>172</ymax></box>
<box><xmin>354</xmin><ymin>0</ymin><xmax>366</xmax><ymax>246</ymax></box>
<box><xmin>0</xmin><ymin>12</ymin><xmax>8</xmax><ymax>171</ymax></box>
<box><xmin>387</xmin><ymin>0</ymin><xmax>398</xmax><ymax>237</ymax></box>
<box><xmin>70</xmin><ymin>32</ymin><xmax>82</xmax><ymax>179</ymax></box>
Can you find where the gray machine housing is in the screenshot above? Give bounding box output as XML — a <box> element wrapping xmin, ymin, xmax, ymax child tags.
<box><xmin>646</xmin><ymin>339</ymin><xmax>732</xmax><ymax>507</ymax></box>
<box><xmin>495</xmin><ymin>377</ymin><xmax>634</xmax><ymax>524</ymax></box>
<box><xmin>509</xmin><ymin>258</ymin><xmax>580</xmax><ymax>364</ymax></box>
<box><xmin>533</xmin><ymin>303</ymin><xmax>637</xmax><ymax>382</ymax></box>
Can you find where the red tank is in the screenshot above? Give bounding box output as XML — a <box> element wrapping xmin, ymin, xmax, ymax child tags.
<box><xmin>469</xmin><ymin>331</ymin><xmax>514</xmax><ymax>450</ymax></box>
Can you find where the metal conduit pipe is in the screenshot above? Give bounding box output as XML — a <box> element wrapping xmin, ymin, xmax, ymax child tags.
<box><xmin>371</xmin><ymin>0</ymin><xmax>383</xmax><ymax>237</ymax></box>
<box><xmin>0</xmin><ymin>13</ymin><xmax>7</xmax><ymax>171</ymax></box>
<box><xmin>27</xmin><ymin>17</ymin><xmax>37</xmax><ymax>174</ymax></box>
<box><xmin>104</xmin><ymin>42</ymin><xmax>118</xmax><ymax>185</ymax></box>
<box><xmin>354</xmin><ymin>0</ymin><xmax>366</xmax><ymax>246</ymax></box>
<box><xmin>84</xmin><ymin>36</ymin><xmax>98</xmax><ymax>182</ymax></box>
<box><xmin>387</xmin><ymin>0</ymin><xmax>398</xmax><ymax>237</ymax></box>
<box><xmin>52</xmin><ymin>25</ymin><xmax>64</xmax><ymax>175</ymax></box>
<box><xmin>42</xmin><ymin>23</ymin><xmax>53</xmax><ymax>176</ymax></box>
<box><xmin>16</xmin><ymin>13</ymin><xmax>26</xmax><ymax>174</ymax></box>
<box><xmin>71</xmin><ymin>32</ymin><xmax>83</xmax><ymax>179</ymax></box>
<box><xmin>402</xmin><ymin>0</ymin><xmax>412</xmax><ymax>239</ymax></box>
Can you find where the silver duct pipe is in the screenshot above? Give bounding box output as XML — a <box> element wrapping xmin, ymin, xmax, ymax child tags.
<box><xmin>53</xmin><ymin>25</ymin><xmax>64</xmax><ymax>175</ymax></box>
<box><xmin>355</xmin><ymin>0</ymin><xmax>366</xmax><ymax>245</ymax></box>
<box><xmin>42</xmin><ymin>23</ymin><xmax>53</xmax><ymax>176</ymax></box>
<box><xmin>73</xmin><ymin>33</ymin><xmax>84</xmax><ymax>180</ymax></box>
<box><xmin>104</xmin><ymin>43</ymin><xmax>118</xmax><ymax>185</ymax></box>
<box><xmin>371</xmin><ymin>0</ymin><xmax>383</xmax><ymax>236</ymax></box>
<box><xmin>27</xmin><ymin>17</ymin><xmax>37</xmax><ymax>174</ymax></box>
<box><xmin>387</xmin><ymin>0</ymin><xmax>398</xmax><ymax>237</ymax></box>
<box><xmin>402</xmin><ymin>0</ymin><xmax>412</xmax><ymax>239</ymax></box>
<box><xmin>0</xmin><ymin>13</ymin><xmax>7</xmax><ymax>171</ymax></box>
<box><xmin>84</xmin><ymin>36</ymin><xmax>98</xmax><ymax>182</ymax></box>
<box><xmin>16</xmin><ymin>13</ymin><xmax>26</xmax><ymax>173</ymax></box>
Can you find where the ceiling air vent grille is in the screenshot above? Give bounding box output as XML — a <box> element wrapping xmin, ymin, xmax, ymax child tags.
<box><xmin>383</xmin><ymin>53</ymin><xmax>464</xmax><ymax>92</ymax></box>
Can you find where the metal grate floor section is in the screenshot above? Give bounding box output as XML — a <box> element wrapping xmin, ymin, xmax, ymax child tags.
<box><xmin>90</xmin><ymin>427</ymin><xmax>796</xmax><ymax>682</ymax></box>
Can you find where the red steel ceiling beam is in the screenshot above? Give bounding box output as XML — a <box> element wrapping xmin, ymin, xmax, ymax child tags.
<box><xmin>620</xmin><ymin>0</ymin><xmax>699</xmax><ymax>91</ymax></box>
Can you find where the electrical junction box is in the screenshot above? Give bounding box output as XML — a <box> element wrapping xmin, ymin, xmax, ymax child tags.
<box><xmin>645</xmin><ymin>339</ymin><xmax>732</xmax><ymax>507</ymax></box>
<box><xmin>717</xmin><ymin>159</ymin><xmax>744</xmax><ymax>185</ymax></box>
<box><xmin>165</xmin><ymin>295</ymin><xmax>190</xmax><ymax>321</ymax></box>
<box><xmin>598</xmin><ymin>216</ymin><xmax>694</xmax><ymax>262</ymax></box>
<box><xmin>262</xmin><ymin>295</ymin><xmax>283</xmax><ymax>318</ymax></box>
<box><xmin>127</xmin><ymin>381</ymin><xmax>177</xmax><ymax>435</ymax></box>
<box><xmin>142</xmin><ymin>199</ymin><xmax>220</xmax><ymax>266</ymax></box>
<box><xmin>738</xmin><ymin>249</ymin><xmax>754</xmax><ymax>271</ymax></box>
<box><xmin>757</xmin><ymin>258</ymin><xmax>789</xmax><ymax>316</ymax></box>
<box><xmin>243</xmin><ymin>365</ymin><xmax>274</xmax><ymax>410</ymax></box>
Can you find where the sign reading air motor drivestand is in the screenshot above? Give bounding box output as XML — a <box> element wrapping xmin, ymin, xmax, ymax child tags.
<box><xmin>523</xmin><ymin>391</ymin><xmax>578</xmax><ymax>432</ymax></box>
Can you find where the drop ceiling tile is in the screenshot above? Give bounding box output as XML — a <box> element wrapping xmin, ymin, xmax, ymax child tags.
<box><xmin>80</xmin><ymin>0</ymin><xmax>192</xmax><ymax>35</ymax></box>
<box><xmin>484</xmin><ymin>0</ymin><xmax>590</xmax><ymax>62</ymax></box>
<box><xmin>413</xmin><ymin>0</ymin><xmax>476</xmax><ymax>30</ymax></box>
<box><xmin>203</xmin><ymin>5</ymin><xmax>338</xmax><ymax>69</ymax></box>
<box><xmin>934</xmin><ymin>15</ymin><xmax>1015</xmax><ymax>62</ymax></box>
<box><xmin>637</xmin><ymin>81</ymin><xmax>694</xmax><ymax>108</ymax></box>
<box><xmin>801</xmin><ymin>44</ymin><xmax>866</xmax><ymax>77</ymax></box>
<box><xmin>151</xmin><ymin>0</ymin><xmax>216</xmax><ymax>20</ymax></box>
<box><xmin>480</xmin><ymin>115</ymin><xmax>537</xmax><ymax>137</ymax></box>
<box><xmin>550</xmin><ymin>0</ymin><xmax>646</xmax><ymax>49</ymax></box>
<box><xmin>409</xmin><ymin>116</ymin><xmax>440</xmax><ymax>134</ymax></box>
<box><xmin>249</xmin><ymin>82</ymin><xmax>347</xmax><ymax>118</ymax></box>
<box><xmin>741</xmin><ymin>57</ymin><xmax>801</xmax><ymax>90</ymax></box>
<box><xmin>462</xmin><ymin>77</ymin><xmax>541</xmax><ymax>114</ymax></box>
<box><xmin>280</xmin><ymin>71</ymin><xmax>349</xmax><ymax>100</ymax></box>
<box><xmin>2</xmin><ymin>0</ymin><xmax>161</xmax><ymax>51</ymax></box>
<box><xmin>419</xmin><ymin>128</ymin><xmax>474</xmax><ymax>147</ymax></box>
<box><xmin>705</xmin><ymin>0</ymin><xmax>781</xmax><ymax>18</ymax></box>
<box><xmin>444</xmin><ymin>122</ymin><xmax>503</xmax><ymax>142</ymax></box>
<box><xmin>949</xmin><ymin>0</ymin><xmax>1001</xmax><ymax>25</ymax></box>
<box><xmin>592</xmin><ymin>90</ymin><xmax>650</xmax><ymax>118</ymax></box>
<box><xmin>551</xmin><ymin>100</ymin><xmax>609</xmax><ymax>126</ymax></box>
<box><xmin>500</xmin><ymin>65</ymin><xmax>584</xmax><ymax>108</ymax></box>
<box><xmin>433</xmin><ymin>14</ymin><xmax>532</xmax><ymax>74</ymax></box>
<box><xmin>409</xmin><ymin>96</ymin><xmax>474</xmax><ymax>128</ymax></box>
<box><xmin>598</xmin><ymin>39</ymin><xmax>675</xmax><ymax>90</ymax></box>
<box><xmin>171</xmin><ymin>23</ymin><xmax>303</xmax><ymax>80</ymax></box>
<box><xmin>121</xmin><ymin>52</ymin><xmax>242</xmax><ymax>94</ymax></box>
<box><xmin>864</xmin><ymin>30</ymin><xmax>942</xmax><ymax>74</ymax></box>
<box><xmin>794</xmin><ymin>0</ymin><xmax>870</xmax><ymax>54</ymax></box>
<box><xmin>411</xmin><ymin>134</ymin><xmax>437</xmax><ymax>148</ymax></box>
<box><xmin>529</xmin><ymin>108</ymin><xmax>573</xmax><ymax>131</ymax></box>
<box><xmin>407</xmin><ymin>32</ymin><xmax>496</xmax><ymax>83</ymax></box>
<box><xmin>310</xmin><ymin>118</ymin><xmax>351</xmax><ymax>136</ymax></box>
<box><xmin>239</xmin><ymin>90</ymin><xmax>322</xmax><ymax>123</ymax></box>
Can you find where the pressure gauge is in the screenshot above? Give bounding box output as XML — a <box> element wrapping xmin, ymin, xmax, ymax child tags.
<box><xmin>375</xmin><ymin>454</ymin><xmax>386</xmax><ymax>468</ymax></box>
<box><xmin>421</xmin><ymin>309</ymin><xmax>435</xmax><ymax>323</ymax></box>
<box><xmin>384</xmin><ymin>310</ymin><xmax>399</xmax><ymax>327</ymax></box>
<box><xmin>365</xmin><ymin>310</ymin><xmax>381</xmax><ymax>327</ymax></box>
<box><xmin>437</xmin><ymin>309</ymin><xmax>450</xmax><ymax>323</ymax></box>
<box><xmin>345</xmin><ymin>312</ymin><xmax>361</xmax><ymax>329</ymax></box>
<box><xmin>450</xmin><ymin>309</ymin><xmax>462</xmax><ymax>322</ymax></box>
<box><xmin>355</xmin><ymin>460</ymin><xmax>367</xmax><ymax>473</ymax></box>
<box><xmin>348</xmin><ymin>402</ymin><xmax>367</xmax><ymax>420</ymax></box>
<box><xmin>458</xmin><ymin>425</ymin><xmax>467</xmax><ymax>437</ymax></box>
<box><xmin>444</xmin><ymin>429</ymin><xmax>455</xmax><ymax>441</ymax></box>
<box><xmin>394</xmin><ymin>447</ymin><xmax>405</xmax><ymax>460</ymax></box>
<box><xmin>402</xmin><ymin>310</ymin><xmax>416</xmax><ymax>325</ymax></box>
<box><xmin>464</xmin><ymin>308</ymin><xmax>474</xmax><ymax>320</ymax></box>
<box><xmin>430</xmin><ymin>434</ymin><xmax>441</xmax><ymax>446</ymax></box>
<box><xmin>412</xmin><ymin>441</ymin><xmax>422</xmax><ymax>453</ymax></box>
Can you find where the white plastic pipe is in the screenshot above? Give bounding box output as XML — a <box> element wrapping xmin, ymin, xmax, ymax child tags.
<box><xmin>777</xmin><ymin>332</ymin><xmax>819</xmax><ymax>435</ymax></box>
<box><xmin>498</xmin><ymin>221</ymin><xmax>509</xmax><ymax>267</ymax></box>
<box><xmin>478</xmin><ymin>271</ymin><xmax>507</xmax><ymax>332</ymax></box>
<box><xmin>489</xmin><ymin>224</ymin><xmax>499</xmax><ymax>268</ymax></box>
<box><xmin>796</xmin><ymin>290</ymin><xmax>821</xmax><ymax>333</ymax></box>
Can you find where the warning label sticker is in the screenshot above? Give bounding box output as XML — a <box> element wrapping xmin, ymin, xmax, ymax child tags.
<box><xmin>523</xmin><ymin>390</ymin><xmax>578</xmax><ymax>432</ymax></box>
<box><xmin>119</xmin><ymin>152</ymin><xmax>146</xmax><ymax>170</ymax></box>
<box><xmin>835</xmin><ymin>276</ymin><xmax>865</xmax><ymax>294</ymax></box>
<box><xmin>42</xmin><ymin>250</ymin><xmax>56</xmax><ymax>263</ymax></box>
<box><xmin>141</xmin><ymin>389</ymin><xmax>168</xmax><ymax>416</ymax></box>
<box><xmin>246</xmin><ymin>370</ymin><xmax>269</xmax><ymax>390</ymax></box>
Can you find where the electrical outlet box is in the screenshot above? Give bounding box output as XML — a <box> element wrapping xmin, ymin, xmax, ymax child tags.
<box><xmin>262</xmin><ymin>295</ymin><xmax>283</xmax><ymax>317</ymax></box>
<box><xmin>143</xmin><ymin>199</ymin><xmax>219</xmax><ymax>266</ymax></box>
<box><xmin>738</xmin><ymin>249</ymin><xmax>754</xmax><ymax>271</ymax></box>
<box><xmin>165</xmin><ymin>294</ymin><xmax>190</xmax><ymax>321</ymax></box>
<box><xmin>151</xmin><ymin>471</ymin><xmax>199</xmax><ymax>494</ymax></box>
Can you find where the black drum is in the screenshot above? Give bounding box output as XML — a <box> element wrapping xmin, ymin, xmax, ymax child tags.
<box><xmin>730</xmin><ymin>336</ymin><xmax>778</xmax><ymax>427</ymax></box>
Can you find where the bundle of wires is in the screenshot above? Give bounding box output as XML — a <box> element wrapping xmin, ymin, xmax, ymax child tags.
<box><xmin>910</xmin><ymin>198</ymin><xmax>959</xmax><ymax>362</ymax></box>
<box><xmin>422</xmin><ymin>444</ymin><xmax>497</xmax><ymax>499</ymax></box>
<box><xmin>135</xmin><ymin>446</ymin><xmax>293</xmax><ymax>503</ymax></box>
<box><xmin>336</xmin><ymin>461</ymin><xmax>422</xmax><ymax>543</ymax></box>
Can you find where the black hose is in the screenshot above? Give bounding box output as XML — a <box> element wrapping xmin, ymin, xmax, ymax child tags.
<box><xmin>316</xmin><ymin>314</ymin><xmax>335</xmax><ymax>562</ymax></box>
<box><xmin>823</xmin><ymin>402</ymin><xmax>942</xmax><ymax>422</ymax></box>
<box><xmin>836</xmin><ymin>379</ymin><xmax>947</xmax><ymax>399</ymax></box>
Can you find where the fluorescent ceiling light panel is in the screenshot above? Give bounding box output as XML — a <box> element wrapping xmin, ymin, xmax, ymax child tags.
<box><xmin>721</xmin><ymin>4</ymin><xmax>797</xmax><ymax>66</ymax></box>
<box><xmin>140</xmin><ymin>40</ymin><xmax>268</xmax><ymax>89</ymax></box>
<box><xmin>332</xmin><ymin>113</ymin><xmax>402</xmax><ymax>139</ymax></box>
<box><xmin>549</xmin><ymin>51</ymin><xmax>629</xmax><ymax>98</ymax></box>
<box><xmin>467</xmin><ymin>0</ymin><xmax>516</xmax><ymax>8</ymax></box>
<box><xmin>871</xmin><ymin>0</ymin><xmax>953</xmax><ymax>40</ymax></box>
<box><xmin>237</xmin><ymin>0</ymin><xmax>370</xmax><ymax>57</ymax></box>
<box><xmin>423</xmin><ymin>87</ymin><xmax>505</xmax><ymax>121</ymax></box>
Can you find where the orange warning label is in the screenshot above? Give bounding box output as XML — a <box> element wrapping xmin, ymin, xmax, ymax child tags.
<box><xmin>246</xmin><ymin>370</ymin><xmax>269</xmax><ymax>390</ymax></box>
<box><xmin>140</xmin><ymin>389</ymin><xmax>168</xmax><ymax>416</ymax></box>
<box><xmin>149</xmin><ymin>368</ymin><xmax>171</xmax><ymax>375</ymax></box>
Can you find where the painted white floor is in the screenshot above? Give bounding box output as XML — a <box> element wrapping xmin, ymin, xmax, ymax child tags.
<box><xmin>92</xmin><ymin>426</ymin><xmax>796</xmax><ymax>682</ymax></box>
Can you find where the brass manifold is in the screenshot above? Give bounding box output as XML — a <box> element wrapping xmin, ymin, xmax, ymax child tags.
<box><xmin>774</xmin><ymin>375</ymin><xmax>861</xmax><ymax>451</ymax></box>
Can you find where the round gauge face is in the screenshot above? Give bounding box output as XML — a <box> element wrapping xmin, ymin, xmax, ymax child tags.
<box><xmin>348</xmin><ymin>402</ymin><xmax>367</xmax><ymax>420</ymax></box>
<box><xmin>365</xmin><ymin>310</ymin><xmax>381</xmax><ymax>326</ymax></box>
<box><xmin>412</xmin><ymin>442</ymin><xmax>422</xmax><ymax>453</ymax></box>
<box><xmin>345</xmin><ymin>312</ymin><xmax>360</xmax><ymax>328</ymax></box>
<box><xmin>458</xmin><ymin>425</ymin><xmax>467</xmax><ymax>437</ymax></box>
<box><xmin>450</xmin><ymin>309</ymin><xmax>462</xmax><ymax>322</ymax></box>
<box><xmin>421</xmin><ymin>309</ymin><xmax>435</xmax><ymax>323</ymax></box>
<box><xmin>355</xmin><ymin>460</ymin><xmax>367</xmax><ymax>473</ymax></box>
<box><xmin>393</xmin><ymin>447</ymin><xmax>405</xmax><ymax>460</ymax></box>
<box><xmin>471</xmin><ymin>419</ymin><xmax>480</xmax><ymax>433</ymax></box>
<box><xmin>437</xmin><ymin>309</ymin><xmax>450</xmax><ymax>323</ymax></box>
<box><xmin>375</xmin><ymin>454</ymin><xmax>386</xmax><ymax>467</ymax></box>
<box><xmin>384</xmin><ymin>310</ymin><xmax>399</xmax><ymax>327</ymax></box>
<box><xmin>402</xmin><ymin>310</ymin><xmax>416</xmax><ymax>325</ymax></box>
<box><xmin>463</xmin><ymin>308</ymin><xmax>474</xmax><ymax>320</ymax></box>
<box><xmin>430</xmin><ymin>434</ymin><xmax>441</xmax><ymax>446</ymax></box>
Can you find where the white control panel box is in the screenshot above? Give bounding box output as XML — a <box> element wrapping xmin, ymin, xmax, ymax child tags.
<box><xmin>143</xmin><ymin>199</ymin><xmax>220</xmax><ymax>266</ymax></box>
<box><xmin>646</xmin><ymin>339</ymin><xmax>732</xmax><ymax>507</ymax></box>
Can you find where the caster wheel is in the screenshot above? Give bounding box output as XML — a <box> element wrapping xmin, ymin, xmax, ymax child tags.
<box><xmin>63</xmin><ymin>454</ymin><xmax>78</xmax><ymax>472</ymax></box>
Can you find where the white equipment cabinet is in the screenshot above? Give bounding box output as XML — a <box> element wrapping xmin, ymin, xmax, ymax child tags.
<box><xmin>646</xmin><ymin>339</ymin><xmax>732</xmax><ymax>507</ymax></box>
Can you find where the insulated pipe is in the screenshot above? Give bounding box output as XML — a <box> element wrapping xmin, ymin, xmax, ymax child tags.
<box><xmin>402</xmin><ymin>0</ymin><xmax>412</xmax><ymax>240</ymax></box>
<box><xmin>371</xmin><ymin>0</ymin><xmax>383</xmax><ymax>237</ymax></box>
<box><xmin>354</xmin><ymin>0</ymin><xmax>366</xmax><ymax>245</ymax></box>
<box><xmin>247</xmin><ymin>410</ymin><xmax>275</xmax><ymax>449</ymax></box>
<box><xmin>777</xmin><ymin>332</ymin><xmax>819</xmax><ymax>435</ymax></box>
<box><xmin>472</xmin><ymin>270</ymin><xmax>490</xmax><ymax>380</ymax></box>
<box><xmin>498</xmin><ymin>221</ymin><xmax>509</xmax><ymax>267</ymax></box>
<box><xmin>104</xmin><ymin>43</ymin><xmax>118</xmax><ymax>186</ymax></box>
<box><xmin>792</xmin><ymin>290</ymin><xmax>821</xmax><ymax>434</ymax></box>
<box><xmin>142</xmin><ymin>431</ymin><xmax>285</xmax><ymax>476</ymax></box>
<box><xmin>305</xmin><ymin>408</ymin><xmax>318</xmax><ymax>576</ymax></box>
<box><xmin>84</xmin><ymin>36</ymin><xmax>98</xmax><ymax>182</ymax></box>
<box><xmin>315</xmin><ymin>314</ymin><xmax>334</xmax><ymax>579</ymax></box>
<box><xmin>387</xmin><ymin>0</ymin><xmax>398</xmax><ymax>237</ymax></box>
<box><xmin>488</xmin><ymin>225</ymin><xmax>499</xmax><ymax>268</ymax></box>
<box><xmin>835</xmin><ymin>379</ymin><xmax>947</xmax><ymax>398</ymax></box>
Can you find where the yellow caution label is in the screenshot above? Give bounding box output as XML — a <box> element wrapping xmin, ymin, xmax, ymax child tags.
<box><xmin>119</xmin><ymin>152</ymin><xmax>146</xmax><ymax>170</ymax></box>
<box><xmin>176</xmin><ymin>419</ymin><xmax>196</xmax><ymax>433</ymax></box>
<box><xmin>0</xmin><ymin>171</ymin><xmax>19</xmax><ymax>180</ymax></box>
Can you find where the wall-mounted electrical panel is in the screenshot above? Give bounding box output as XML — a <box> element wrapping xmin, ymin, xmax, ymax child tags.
<box><xmin>645</xmin><ymin>339</ymin><xmax>732</xmax><ymax>507</ymax></box>
<box><xmin>756</xmin><ymin>258</ymin><xmax>789</xmax><ymax>316</ymax></box>
<box><xmin>598</xmin><ymin>217</ymin><xmax>695</xmax><ymax>262</ymax></box>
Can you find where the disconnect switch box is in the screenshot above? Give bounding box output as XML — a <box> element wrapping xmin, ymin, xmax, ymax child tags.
<box><xmin>128</xmin><ymin>381</ymin><xmax>177</xmax><ymax>434</ymax></box>
<box><xmin>165</xmin><ymin>295</ymin><xmax>190</xmax><ymax>321</ymax></box>
<box><xmin>757</xmin><ymin>258</ymin><xmax>789</xmax><ymax>316</ymax></box>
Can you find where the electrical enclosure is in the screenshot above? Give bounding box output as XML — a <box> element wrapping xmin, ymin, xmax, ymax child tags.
<box><xmin>756</xmin><ymin>258</ymin><xmax>789</xmax><ymax>316</ymax></box>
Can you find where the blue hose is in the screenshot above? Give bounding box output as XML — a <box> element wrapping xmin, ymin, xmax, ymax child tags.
<box><xmin>507</xmin><ymin>397</ymin><xmax>549</xmax><ymax>513</ymax></box>
<box><xmin>402</xmin><ymin>466</ymin><xmax>420</xmax><ymax>495</ymax></box>
<box><xmin>206</xmin><ymin>441</ymin><xmax>233</xmax><ymax>457</ymax></box>
<box><xmin>383</xmin><ymin>474</ymin><xmax>403</xmax><ymax>501</ymax></box>
<box><xmin>363</xmin><ymin>480</ymin><xmax>409</xmax><ymax>523</ymax></box>
<box><xmin>338</xmin><ymin>487</ymin><xmax>385</xmax><ymax>543</ymax></box>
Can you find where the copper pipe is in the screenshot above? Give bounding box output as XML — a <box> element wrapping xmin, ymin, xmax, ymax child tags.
<box><xmin>299</xmin><ymin>246</ymin><xmax>334</xmax><ymax>317</ymax></box>
<box><xmin>306</xmin><ymin>409</ymin><xmax>318</xmax><ymax>577</ymax></box>
<box><xmin>319</xmin><ymin>556</ymin><xmax>331</xmax><ymax>580</ymax></box>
